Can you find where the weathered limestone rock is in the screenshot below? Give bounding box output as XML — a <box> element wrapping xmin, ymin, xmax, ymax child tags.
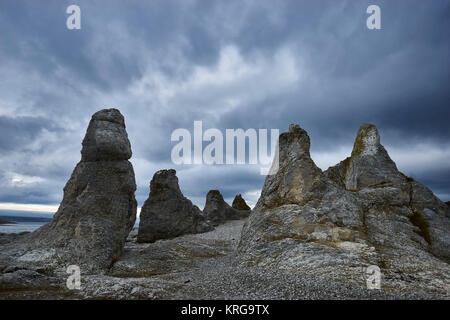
<box><xmin>325</xmin><ymin>124</ymin><xmax>406</xmax><ymax>191</ymax></box>
<box><xmin>137</xmin><ymin>169</ymin><xmax>213</xmax><ymax>243</ymax></box>
<box><xmin>232</xmin><ymin>194</ymin><xmax>251</xmax><ymax>211</ymax></box>
<box><xmin>324</xmin><ymin>123</ymin><xmax>450</xmax><ymax>261</ymax></box>
<box><xmin>237</xmin><ymin>123</ymin><xmax>450</xmax><ymax>297</ymax></box>
<box><xmin>254</xmin><ymin>124</ymin><xmax>326</xmax><ymax>210</ymax></box>
<box><xmin>203</xmin><ymin>190</ymin><xmax>248</xmax><ymax>226</ymax></box>
<box><xmin>0</xmin><ymin>108</ymin><xmax>137</xmax><ymax>283</ymax></box>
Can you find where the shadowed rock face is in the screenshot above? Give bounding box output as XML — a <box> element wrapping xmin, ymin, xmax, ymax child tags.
<box><xmin>203</xmin><ymin>190</ymin><xmax>248</xmax><ymax>226</ymax></box>
<box><xmin>0</xmin><ymin>109</ymin><xmax>137</xmax><ymax>282</ymax></box>
<box><xmin>232</xmin><ymin>194</ymin><xmax>251</xmax><ymax>211</ymax></box>
<box><xmin>238</xmin><ymin>123</ymin><xmax>450</xmax><ymax>296</ymax></box>
<box><xmin>137</xmin><ymin>170</ymin><xmax>213</xmax><ymax>243</ymax></box>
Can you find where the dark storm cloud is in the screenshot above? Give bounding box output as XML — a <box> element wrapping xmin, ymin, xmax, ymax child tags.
<box><xmin>417</xmin><ymin>169</ymin><xmax>450</xmax><ymax>201</ymax></box>
<box><xmin>0</xmin><ymin>116</ymin><xmax>60</xmax><ymax>153</ymax></box>
<box><xmin>0</xmin><ymin>0</ymin><xmax>449</xmax><ymax>209</ymax></box>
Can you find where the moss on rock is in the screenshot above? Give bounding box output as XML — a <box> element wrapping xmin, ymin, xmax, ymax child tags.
<box><xmin>351</xmin><ymin>123</ymin><xmax>377</xmax><ymax>157</ymax></box>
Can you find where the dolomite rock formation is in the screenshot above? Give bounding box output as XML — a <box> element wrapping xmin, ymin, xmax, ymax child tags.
<box><xmin>324</xmin><ymin>124</ymin><xmax>405</xmax><ymax>190</ymax></box>
<box><xmin>232</xmin><ymin>194</ymin><xmax>251</xmax><ymax>211</ymax></box>
<box><xmin>324</xmin><ymin>124</ymin><xmax>450</xmax><ymax>260</ymax></box>
<box><xmin>0</xmin><ymin>108</ymin><xmax>137</xmax><ymax>284</ymax></box>
<box><xmin>203</xmin><ymin>190</ymin><xmax>248</xmax><ymax>226</ymax></box>
<box><xmin>237</xmin><ymin>123</ymin><xmax>450</xmax><ymax>296</ymax></box>
<box><xmin>137</xmin><ymin>170</ymin><xmax>213</xmax><ymax>243</ymax></box>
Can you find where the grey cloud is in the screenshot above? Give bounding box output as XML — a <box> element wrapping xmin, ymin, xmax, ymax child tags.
<box><xmin>0</xmin><ymin>116</ymin><xmax>61</xmax><ymax>153</ymax></box>
<box><xmin>0</xmin><ymin>0</ymin><xmax>449</xmax><ymax>206</ymax></box>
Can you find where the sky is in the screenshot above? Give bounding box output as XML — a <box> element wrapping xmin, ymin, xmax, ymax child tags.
<box><xmin>0</xmin><ymin>0</ymin><xmax>449</xmax><ymax>216</ymax></box>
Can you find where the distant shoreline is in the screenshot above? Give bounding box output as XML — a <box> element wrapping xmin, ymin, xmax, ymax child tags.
<box><xmin>0</xmin><ymin>218</ymin><xmax>16</xmax><ymax>225</ymax></box>
<box><xmin>0</xmin><ymin>215</ymin><xmax>51</xmax><ymax>225</ymax></box>
<box><xmin>0</xmin><ymin>214</ymin><xmax>51</xmax><ymax>234</ymax></box>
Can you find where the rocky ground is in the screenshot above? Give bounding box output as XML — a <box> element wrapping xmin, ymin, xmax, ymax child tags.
<box><xmin>0</xmin><ymin>219</ymin><xmax>445</xmax><ymax>299</ymax></box>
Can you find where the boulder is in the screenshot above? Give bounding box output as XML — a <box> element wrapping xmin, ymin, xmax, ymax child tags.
<box><xmin>137</xmin><ymin>169</ymin><xmax>213</xmax><ymax>243</ymax></box>
<box><xmin>232</xmin><ymin>194</ymin><xmax>251</xmax><ymax>211</ymax></box>
<box><xmin>0</xmin><ymin>108</ymin><xmax>137</xmax><ymax>281</ymax></box>
<box><xmin>203</xmin><ymin>190</ymin><xmax>248</xmax><ymax>226</ymax></box>
<box><xmin>237</xmin><ymin>123</ymin><xmax>450</xmax><ymax>296</ymax></box>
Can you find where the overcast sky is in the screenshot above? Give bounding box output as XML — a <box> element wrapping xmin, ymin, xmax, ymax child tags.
<box><xmin>0</xmin><ymin>0</ymin><xmax>449</xmax><ymax>215</ymax></box>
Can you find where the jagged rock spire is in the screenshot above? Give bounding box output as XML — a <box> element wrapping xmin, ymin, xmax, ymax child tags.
<box><xmin>326</xmin><ymin>123</ymin><xmax>405</xmax><ymax>190</ymax></box>
<box><xmin>350</xmin><ymin>123</ymin><xmax>381</xmax><ymax>157</ymax></box>
<box><xmin>232</xmin><ymin>194</ymin><xmax>251</xmax><ymax>211</ymax></box>
<box><xmin>238</xmin><ymin>123</ymin><xmax>450</xmax><ymax>295</ymax></box>
<box><xmin>255</xmin><ymin>124</ymin><xmax>324</xmax><ymax>210</ymax></box>
<box><xmin>137</xmin><ymin>169</ymin><xmax>213</xmax><ymax>243</ymax></box>
<box><xmin>203</xmin><ymin>190</ymin><xmax>248</xmax><ymax>226</ymax></box>
<box><xmin>1</xmin><ymin>108</ymin><xmax>138</xmax><ymax>274</ymax></box>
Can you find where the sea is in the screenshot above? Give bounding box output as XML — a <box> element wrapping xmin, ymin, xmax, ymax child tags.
<box><xmin>0</xmin><ymin>211</ymin><xmax>53</xmax><ymax>234</ymax></box>
<box><xmin>0</xmin><ymin>210</ymin><xmax>140</xmax><ymax>234</ymax></box>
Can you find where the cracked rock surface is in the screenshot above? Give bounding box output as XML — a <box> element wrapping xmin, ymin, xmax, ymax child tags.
<box><xmin>237</xmin><ymin>124</ymin><xmax>450</xmax><ymax>297</ymax></box>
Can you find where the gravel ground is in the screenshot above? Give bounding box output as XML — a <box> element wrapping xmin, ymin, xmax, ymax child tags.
<box><xmin>146</xmin><ymin>220</ymin><xmax>417</xmax><ymax>299</ymax></box>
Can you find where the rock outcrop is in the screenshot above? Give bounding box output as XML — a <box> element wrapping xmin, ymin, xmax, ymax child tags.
<box><xmin>324</xmin><ymin>124</ymin><xmax>406</xmax><ymax>190</ymax></box>
<box><xmin>237</xmin><ymin>123</ymin><xmax>450</xmax><ymax>296</ymax></box>
<box><xmin>203</xmin><ymin>190</ymin><xmax>248</xmax><ymax>226</ymax></box>
<box><xmin>0</xmin><ymin>108</ymin><xmax>137</xmax><ymax>282</ymax></box>
<box><xmin>232</xmin><ymin>194</ymin><xmax>251</xmax><ymax>211</ymax></box>
<box><xmin>324</xmin><ymin>124</ymin><xmax>450</xmax><ymax>260</ymax></box>
<box><xmin>137</xmin><ymin>170</ymin><xmax>212</xmax><ymax>243</ymax></box>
